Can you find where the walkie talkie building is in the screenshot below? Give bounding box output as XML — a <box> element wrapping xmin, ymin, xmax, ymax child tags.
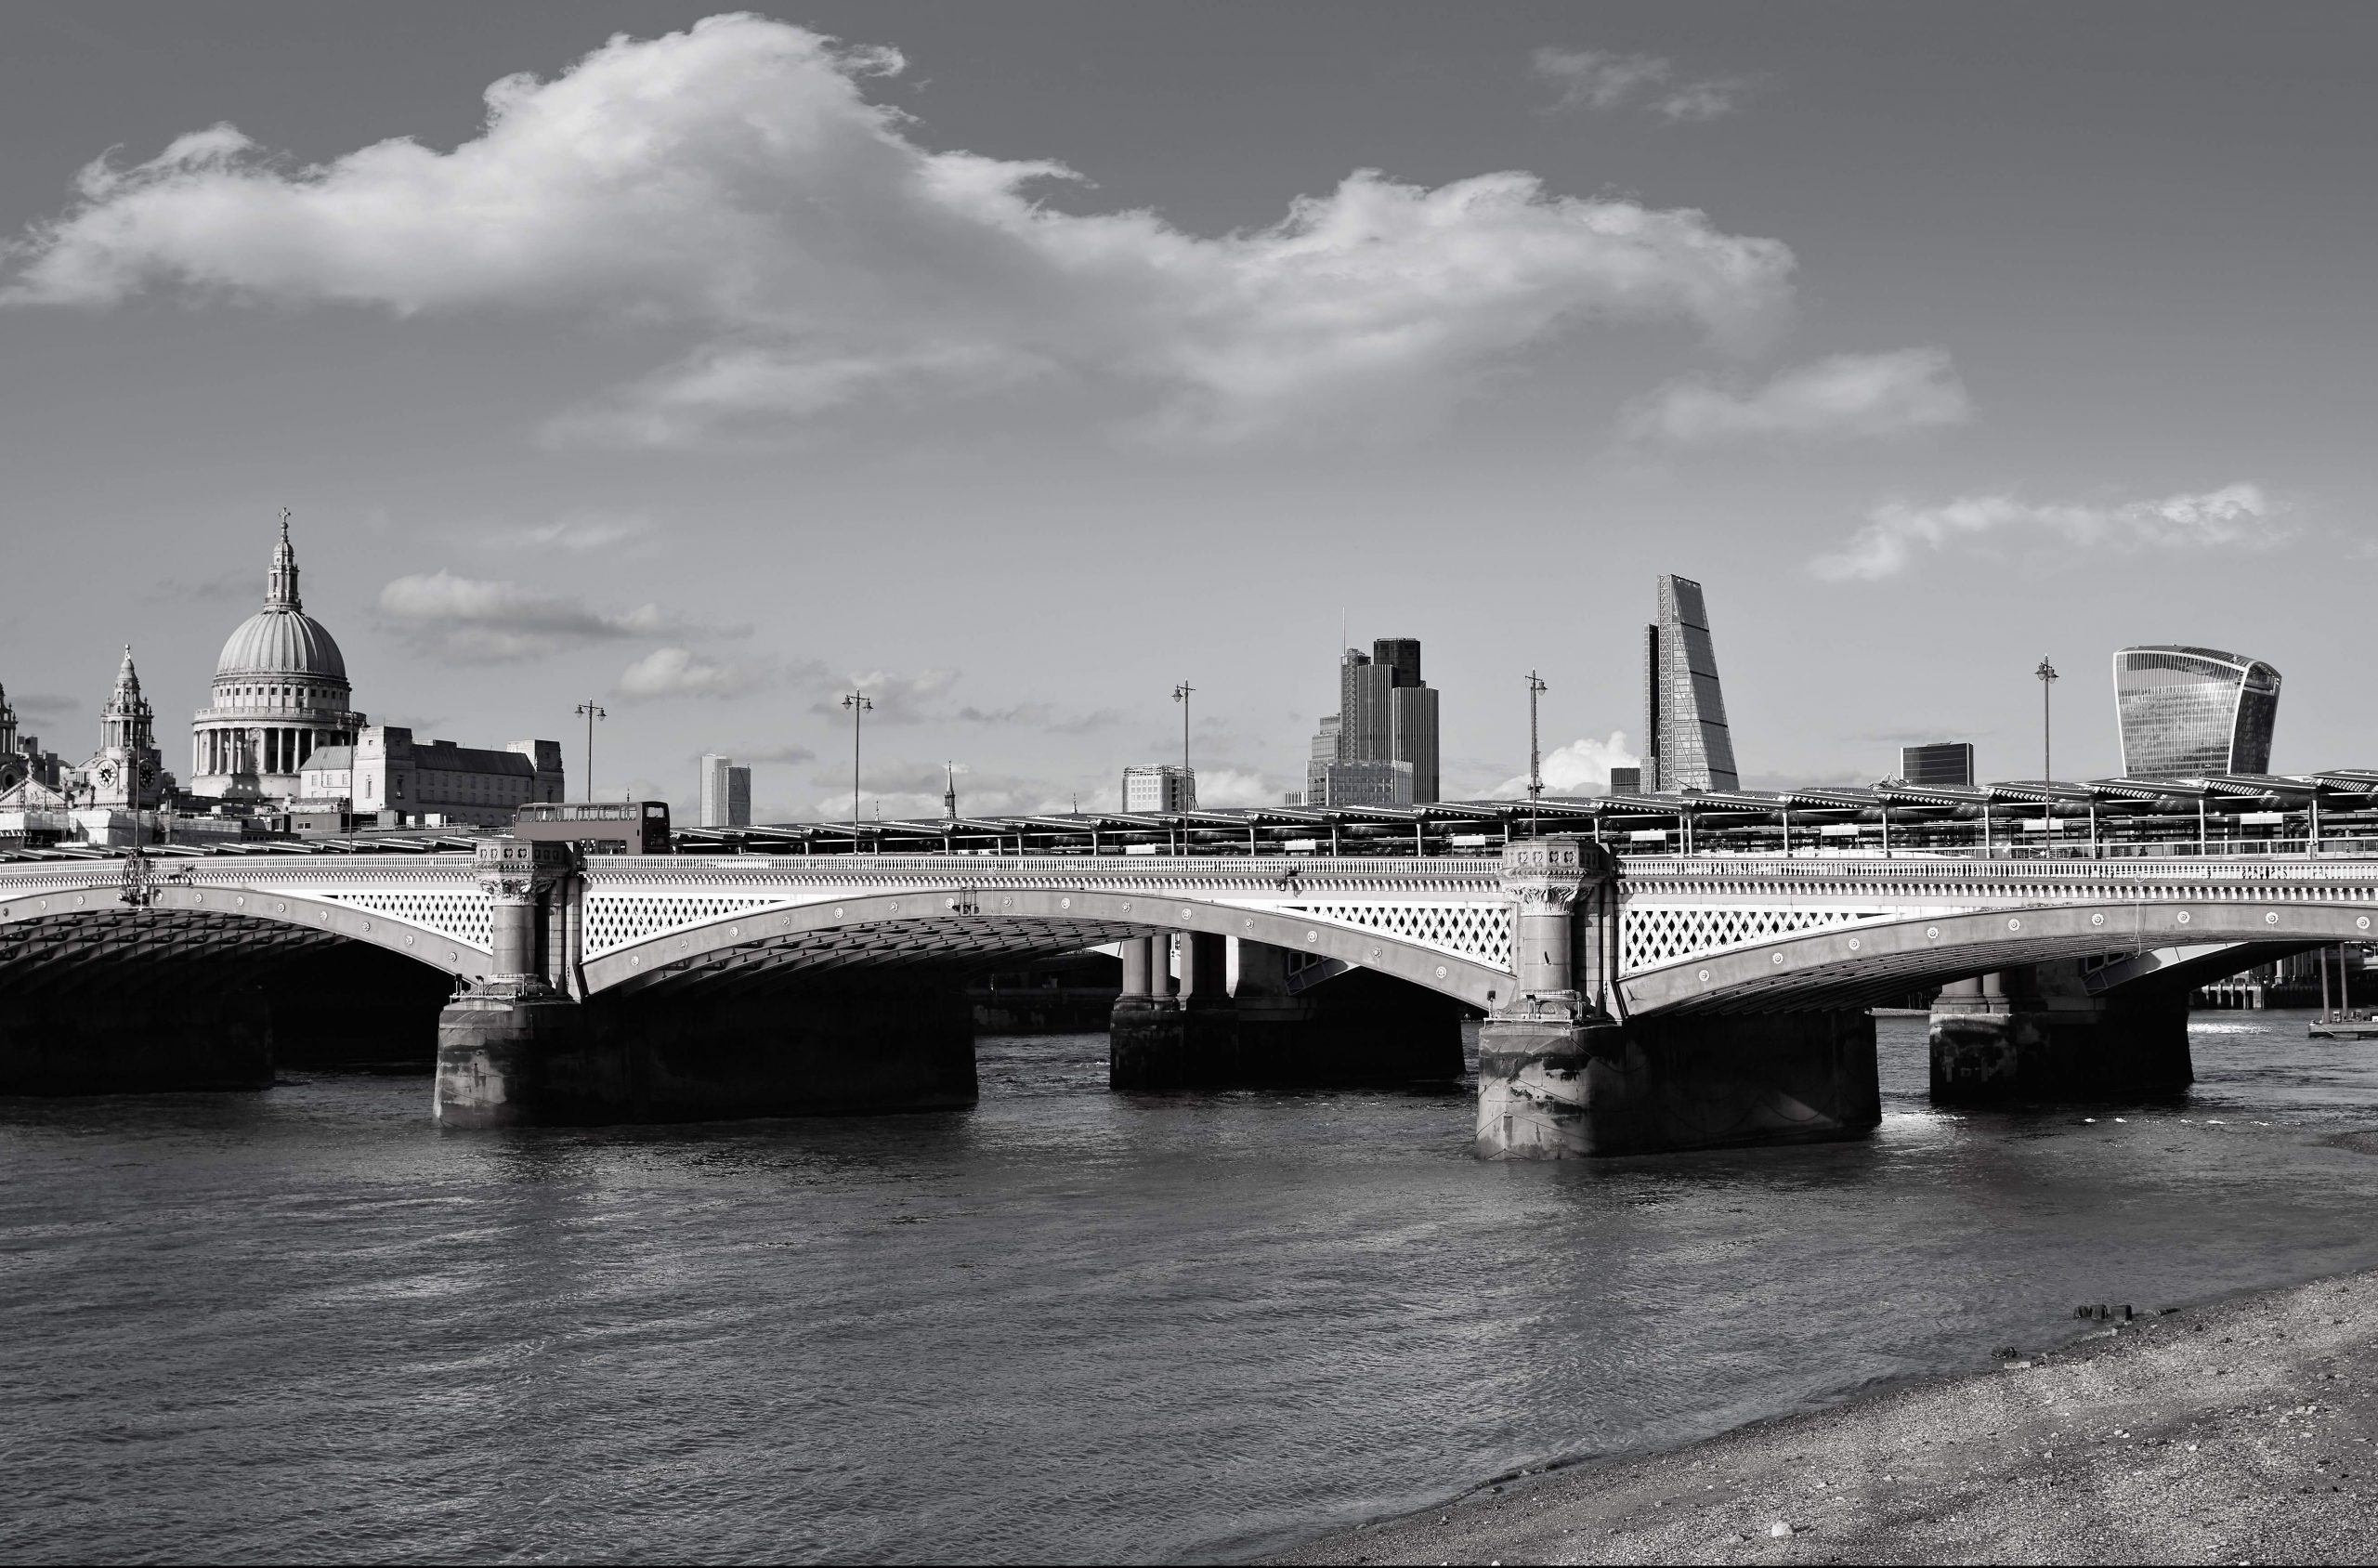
<box><xmin>2112</xmin><ymin>646</ymin><xmax>2280</xmax><ymax>777</ymax></box>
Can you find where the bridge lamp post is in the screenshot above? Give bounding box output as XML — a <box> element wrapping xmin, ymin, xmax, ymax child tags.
<box><xmin>1524</xmin><ymin>671</ymin><xmax>1548</xmax><ymax>839</ymax></box>
<box><xmin>1171</xmin><ymin>681</ymin><xmax>1195</xmax><ymax>785</ymax></box>
<box><xmin>842</xmin><ymin>691</ymin><xmax>872</xmax><ymax>847</ymax></box>
<box><xmin>2034</xmin><ymin>657</ymin><xmax>2058</xmax><ymax>783</ymax></box>
<box><xmin>574</xmin><ymin>701</ymin><xmax>606</xmax><ymax>800</ymax></box>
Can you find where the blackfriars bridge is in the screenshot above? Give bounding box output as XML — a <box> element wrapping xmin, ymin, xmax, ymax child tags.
<box><xmin>4</xmin><ymin>839</ymin><xmax>2373</xmax><ymax>1156</ymax></box>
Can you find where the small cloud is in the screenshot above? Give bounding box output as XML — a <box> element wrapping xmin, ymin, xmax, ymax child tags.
<box><xmin>8</xmin><ymin>690</ymin><xmax>76</xmax><ymax>720</ymax></box>
<box><xmin>477</xmin><ymin>513</ymin><xmax>659</xmax><ymax>554</ymax></box>
<box><xmin>805</xmin><ymin>668</ymin><xmax>961</xmax><ymax>725</ymax></box>
<box><xmin>717</xmin><ymin>740</ymin><xmax>817</xmax><ymax>764</ymax></box>
<box><xmin>616</xmin><ymin>646</ymin><xmax>766</xmax><ymax>699</ymax></box>
<box><xmin>1487</xmin><ymin>731</ymin><xmax>1639</xmax><ymax>798</ymax></box>
<box><xmin>1627</xmin><ymin>347</ymin><xmax>1971</xmax><ymax>443</ymax></box>
<box><xmin>375</xmin><ymin>569</ymin><xmax>704</xmax><ymax>660</ymax></box>
<box><xmin>1532</xmin><ymin>46</ymin><xmax>1753</xmax><ymax>122</ymax></box>
<box><xmin>951</xmin><ymin>701</ymin><xmax>1123</xmax><ymax>735</ymax></box>
<box><xmin>1190</xmin><ymin>767</ymin><xmax>1278</xmax><ymax>809</ymax></box>
<box><xmin>146</xmin><ymin>567</ymin><xmax>253</xmax><ymax>603</ymax></box>
<box><xmin>1811</xmin><ymin>482</ymin><xmax>2289</xmax><ymax>582</ymax></box>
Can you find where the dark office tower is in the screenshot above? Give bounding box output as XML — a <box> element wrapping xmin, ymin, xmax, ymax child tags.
<box><xmin>1900</xmin><ymin>742</ymin><xmax>1976</xmax><ymax>787</ymax></box>
<box><xmin>1640</xmin><ymin>574</ymin><xmax>1739</xmax><ymax>793</ymax></box>
<box><xmin>2113</xmin><ymin>646</ymin><xmax>2280</xmax><ymax>777</ymax></box>
<box><xmin>1326</xmin><ymin>638</ymin><xmax>1442</xmax><ymax>804</ymax></box>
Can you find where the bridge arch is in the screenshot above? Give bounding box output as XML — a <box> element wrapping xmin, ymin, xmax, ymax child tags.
<box><xmin>579</xmin><ymin>884</ymin><xmax>1506</xmax><ymax>1008</ymax></box>
<box><xmin>1621</xmin><ymin>897</ymin><xmax>2376</xmax><ymax>1017</ymax></box>
<box><xmin>0</xmin><ymin>876</ymin><xmax>490</xmax><ymax>986</ymax></box>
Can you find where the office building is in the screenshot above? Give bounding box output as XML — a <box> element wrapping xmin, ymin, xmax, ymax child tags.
<box><xmin>1900</xmin><ymin>742</ymin><xmax>1976</xmax><ymax>787</ymax></box>
<box><xmin>1640</xmin><ymin>574</ymin><xmax>1739</xmax><ymax>792</ymax></box>
<box><xmin>1308</xmin><ymin>637</ymin><xmax>1441</xmax><ymax>804</ymax></box>
<box><xmin>296</xmin><ymin>726</ymin><xmax>564</xmax><ymax>828</ymax></box>
<box><xmin>700</xmin><ymin>752</ymin><xmax>751</xmax><ymax>828</ymax></box>
<box><xmin>1307</xmin><ymin>758</ymin><xmax>1414</xmax><ymax>808</ymax></box>
<box><xmin>1608</xmin><ymin>765</ymin><xmax>1642</xmax><ymax>794</ymax></box>
<box><xmin>1122</xmin><ymin>764</ymin><xmax>1196</xmax><ymax>812</ymax></box>
<box><xmin>2113</xmin><ymin>646</ymin><xmax>2280</xmax><ymax>777</ymax></box>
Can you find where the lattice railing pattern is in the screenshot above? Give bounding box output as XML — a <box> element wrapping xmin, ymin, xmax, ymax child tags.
<box><xmin>1620</xmin><ymin>905</ymin><xmax>1895</xmax><ymax>973</ymax></box>
<box><xmin>318</xmin><ymin>890</ymin><xmax>493</xmax><ymax>952</ymax></box>
<box><xmin>583</xmin><ymin>893</ymin><xmax>802</xmax><ymax>960</ymax></box>
<box><xmin>1286</xmin><ymin>901</ymin><xmax>1511</xmax><ymax>970</ymax></box>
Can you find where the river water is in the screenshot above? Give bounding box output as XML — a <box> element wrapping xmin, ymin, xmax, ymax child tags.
<box><xmin>9</xmin><ymin>1012</ymin><xmax>2378</xmax><ymax>1563</ymax></box>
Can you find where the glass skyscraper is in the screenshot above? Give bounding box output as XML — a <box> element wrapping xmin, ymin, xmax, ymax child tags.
<box><xmin>1640</xmin><ymin>574</ymin><xmax>1739</xmax><ymax>792</ymax></box>
<box><xmin>1310</xmin><ymin>638</ymin><xmax>1440</xmax><ymax>804</ymax></box>
<box><xmin>2112</xmin><ymin>646</ymin><xmax>2280</xmax><ymax>777</ymax></box>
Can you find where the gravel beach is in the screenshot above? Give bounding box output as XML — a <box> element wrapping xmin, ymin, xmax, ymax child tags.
<box><xmin>1274</xmin><ymin>1262</ymin><xmax>2378</xmax><ymax>1564</ymax></box>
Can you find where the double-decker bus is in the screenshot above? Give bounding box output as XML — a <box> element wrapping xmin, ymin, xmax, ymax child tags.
<box><xmin>513</xmin><ymin>800</ymin><xmax>673</xmax><ymax>854</ymax></box>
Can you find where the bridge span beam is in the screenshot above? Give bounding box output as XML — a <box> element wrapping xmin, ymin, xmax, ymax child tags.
<box><xmin>1477</xmin><ymin>838</ymin><xmax>1880</xmax><ymax>1159</ymax></box>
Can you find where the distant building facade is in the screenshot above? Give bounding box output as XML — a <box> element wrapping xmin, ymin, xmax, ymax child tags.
<box><xmin>1900</xmin><ymin>742</ymin><xmax>1976</xmax><ymax>787</ymax></box>
<box><xmin>2113</xmin><ymin>646</ymin><xmax>2280</xmax><ymax>777</ymax></box>
<box><xmin>298</xmin><ymin>725</ymin><xmax>564</xmax><ymax>828</ymax></box>
<box><xmin>1122</xmin><ymin>764</ymin><xmax>1196</xmax><ymax>812</ymax></box>
<box><xmin>1306</xmin><ymin>758</ymin><xmax>1414</xmax><ymax>807</ymax></box>
<box><xmin>1608</xmin><ymin>765</ymin><xmax>1643</xmax><ymax>794</ymax></box>
<box><xmin>72</xmin><ymin>647</ymin><xmax>166</xmax><ymax>810</ymax></box>
<box><xmin>1641</xmin><ymin>574</ymin><xmax>1739</xmax><ymax>793</ymax></box>
<box><xmin>700</xmin><ymin>753</ymin><xmax>751</xmax><ymax>827</ymax></box>
<box><xmin>1304</xmin><ymin>638</ymin><xmax>1440</xmax><ymax>804</ymax></box>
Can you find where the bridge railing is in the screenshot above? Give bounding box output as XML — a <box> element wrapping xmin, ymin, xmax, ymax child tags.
<box><xmin>588</xmin><ymin>853</ymin><xmax>1505</xmax><ymax>882</ymax></box>
<box><xmin>1623</xmin><ymin>855</ymin><xmax>2378</xmax><ymax>883</ymax></box>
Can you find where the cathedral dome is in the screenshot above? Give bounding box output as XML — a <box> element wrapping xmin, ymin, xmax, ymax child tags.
<box><xmin>209</xmin><ymin>514</ymin><xmax>349</xmax><ymax>686</ymax></box>
<box><xmin>216</xmin><ymin>608</ymin><xmax>347</xmax><ymax>683</ymax></box>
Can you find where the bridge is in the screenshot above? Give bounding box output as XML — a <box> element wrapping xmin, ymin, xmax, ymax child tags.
<box><xmin>4</xmin><ymin>838</ymin><xmax>2371</xmax><ymax>1156</ymax></box>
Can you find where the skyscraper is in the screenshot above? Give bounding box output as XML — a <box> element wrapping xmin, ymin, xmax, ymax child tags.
<box><xmin>1317</xmin><ymin>637</ymin><xmax>1440</xmax><ymax>804</ymax></box>
<box><xmin>1121</xmin><ymin>764</ymin><xmax>1196</xmax><ymax>812</ymax></box>
<box><xmin>699</xmin><ymin>752</ymin><xmax>751</xmax><ymax>827</ymax></box>
<box><xmin>2113</xmin><ymin>646</ymin><xmax>2280</xmax><ymax>777</ymax></box>
<box><xmin>1900</xmin><ymin>742</ymin><xmax>1976</xmax><ymax>787</ymax></box>
<box><xmin>1640</xmin><ymin>575</ymin><xmax>1739</xmax><ymax>792</ymax></box>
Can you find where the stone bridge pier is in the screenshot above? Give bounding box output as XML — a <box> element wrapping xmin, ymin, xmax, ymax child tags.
<box><xmin>1477</xmin><ymin>837</ymin><xmax>1880</xmax><ymax>1159</ymax></box>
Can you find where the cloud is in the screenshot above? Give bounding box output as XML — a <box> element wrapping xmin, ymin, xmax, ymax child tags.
<box><xmin>722</xmin><ymin>740</ymin><xmax>817</xmax><ymax>764</ymax></box>
<box><xmin>805</xmin><ymin>667</ymin><xmax>960</xmax><ymax>725</ymax></box>
<box><xmin>375</xmin><ymin>569</ymin><xmax>698</xmax><ymax>660</ymax></box>
<box><xmin>477</xmin><ymin>514</ymin><xmax>658</xmax><ymax>553</ymax></box>
<box><xmin>7</xmin><ymin>690</ymin><xmax>75</xmax><ymax>720</ymax></box>
<box><xmin>1531</xmin><ymin>46</ymin><xmax>1753</xmax><ymax>122</ymax></box>
<box><xmin>145</xmin><ymin>567</ymin><xmax>254</xmax><ymax>603</ymax></box>
<box><xmin>616</xmin><ymin>646</ymin><xmax>767</xmax><ymax>699</ymax></box>
<box><xmin>1627</xmin><ymin>347</ymin><xmax>1971</xmax><ymax>442</ymax></box>
<box><xmin>1487</xmin><ymin>731</ymin><xmax>1639</xmax><ymax>798</ymax></box>
<box><xmin>951</xmin><ymin>701</ymin><xmax>1123</xmax><ymax>734</ymax></box>
<box><xmin>1190</xmin><ymin>768</ymin><xmax>1279</xmax><ymax>808</ymax></box>
<box><xmin>1811</xmin><ymin>482</ymin><xmax>2288</xmax><ymax>581</ymax></box>
<box><xmin>3</xmin><ymin>15</ymin><xmax>1796</xmax><ymax>445</ymax></box>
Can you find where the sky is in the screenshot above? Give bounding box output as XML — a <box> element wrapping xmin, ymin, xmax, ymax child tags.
<box><xmin>2</xmin><ymin>2</ymin><xmax>2372</xmax><ymax>819</ymax></box>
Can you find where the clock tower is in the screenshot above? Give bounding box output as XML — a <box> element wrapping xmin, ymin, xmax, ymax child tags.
<box><xmin>82</xmin><ymin>646</ymin><xmax>164</xmax><ymax>810</ymax></box>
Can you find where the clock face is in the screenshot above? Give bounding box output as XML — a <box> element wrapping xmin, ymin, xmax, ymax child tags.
<box><xmin>138</xmin><ymin>761</ymin><xmax>158</xmax><ymax>785</ymax></box>
<box><xmin>96</xmin><ymin>764</ymin><xmax>117</xmax><ymax>785</ymax></box>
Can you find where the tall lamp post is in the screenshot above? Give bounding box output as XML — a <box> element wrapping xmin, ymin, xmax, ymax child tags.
<box><xmin>1524</xmin><ymin>670</ymin><xmax>1548</xmax><ymax>838</ymax></box>
<box><xmin>2034</xmin><ymin>657</ymin><xmax>2058</xmax><ymax>782</ymax></box>
<box><xmin>1171</xmin><ymin>682</ymin><xmax>1195</xmax><ymax>803</ymax></box>
<box><xmin>574</xmin><ymin>700</ymin><xmax>606</xmax><ymax>800</ymax></box>
<box><xmin>843</xmin><ymin>690</ymin><xmax>872</xmax><ymax>843</ymax></box>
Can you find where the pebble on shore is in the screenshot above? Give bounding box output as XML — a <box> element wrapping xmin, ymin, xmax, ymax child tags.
<box><xmin>1269</xmin><ymin>1268</ymin><xmax>2378</xmax><ymax>1565</ymax></box>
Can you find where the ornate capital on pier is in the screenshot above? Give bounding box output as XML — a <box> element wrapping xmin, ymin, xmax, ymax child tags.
<box><xmin>474</xmin><ymin>838</ymin><xmax>576</xmax><ymax>904</ymax></box>
<box><xmin>1497</xmin><ymin>834</ymin><xmax>1616</xmax><ymax>910</ymax></box>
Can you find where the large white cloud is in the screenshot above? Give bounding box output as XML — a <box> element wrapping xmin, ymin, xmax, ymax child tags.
<box><xmin>1811</xmin><ymin>482</ymin><xmax>2286</xmax><ymax>581</ymax></box>
<box><xmin>3</xmin><ymin>14</ymin><xmax>1797</xmax><ymax>444</ymax></box>
<box><xmin>1487</xmin><ymin>731</ymin><xmax>1640</xmax><ymax>797</ymax></box>
<box><xmin>1627</xmin><ymin>347</ymin><xmax>1971</xmax><ymax>443</ymax></box>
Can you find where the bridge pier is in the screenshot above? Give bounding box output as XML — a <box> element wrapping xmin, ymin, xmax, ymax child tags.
<box><xmin>1930</xmin><ymin>962</ymin><xmax>2193</xmax><ymax>1103</ymax></box>
<box><xmin>434</xmin><ymin>839</ymin><xmax>585</xmax><ymax>1128</ymax></box>
<box><xmin>1477</xmin><ymin>838</ymin><xmax>1880</xmax><ymax>1158</ymax></box>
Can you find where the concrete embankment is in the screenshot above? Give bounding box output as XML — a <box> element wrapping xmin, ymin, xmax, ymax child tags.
<box><xmin>1274</xmin><ymin>1256</ymin><xmax>2378</xmax><ymax>1564</ymax></box>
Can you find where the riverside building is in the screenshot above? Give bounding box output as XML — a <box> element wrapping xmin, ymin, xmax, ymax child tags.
<box><xmin>2113</xmin><ymin>646</ymin><xmax>2281</xmax><ymax>777</ymax></box>
<box><xmin>700</xmin><ymin>753</ymin><xmax>752</xmax><ymax>827</ymax></box>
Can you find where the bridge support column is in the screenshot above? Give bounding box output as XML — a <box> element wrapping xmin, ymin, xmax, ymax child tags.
<box><xmin>1477</xmin><ymin>837</ymin><xmax>1880</xmax><ymax>1157</ymax></box>
<box><xmin>1109</xmin><ymin>934</ymin><xmax>1185</xmax><ymax>1089</ymax></box>
<box><xmin>1931</xmin><ymin>962</ymin><xmax>2193</xmax><ymax>1103</ymax></box>
<box><xmin>434</xmin><ymin>839</ymin><xmax>582</xmax><ymax>1128</ymax></box>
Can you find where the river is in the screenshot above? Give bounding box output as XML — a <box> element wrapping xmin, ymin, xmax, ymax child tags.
<box><xmin>8</xmin><ymin>1012</ymin><xmax>2378</xmax><ymax>1562</ymax></box>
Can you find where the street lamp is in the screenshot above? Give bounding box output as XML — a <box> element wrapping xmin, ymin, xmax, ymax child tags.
<box><xmin>1524</xmin><ymin>670</ymin><xmax>1548</xmax><ymax>838</ymax></box>
<box><xmin>574</xmin><ymin>700</ymin><xmax>606</xmax><ymax>800</ymax></box>
<box><xmin>842</xmin><ymin>690</ymin><xmax>872</xmax><ymax>843</ymax></box>
<box><xmin>2034</xmin><ymin>658</ymin><xmax>2058</xmax><ymax>782</ymax></box>
<box><xmin>1171</xmin><ymin>681</ymin><xmax>1195</xmax><ymax>780</ymax></box>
